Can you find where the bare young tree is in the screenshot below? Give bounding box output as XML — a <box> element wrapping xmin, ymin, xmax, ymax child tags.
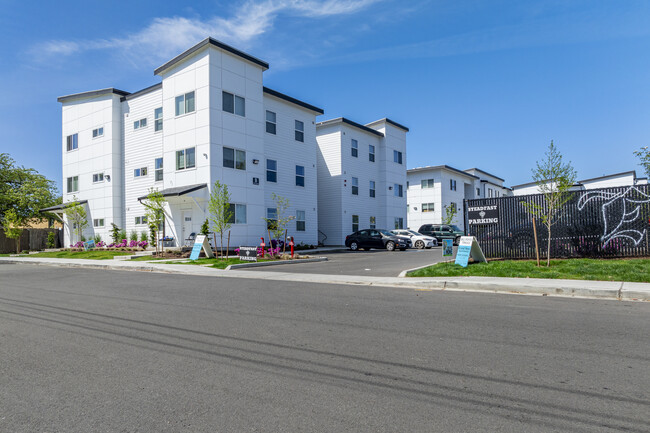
<box><xmin>263</xmin><ymin>193</ymin><xmax>294</xmax><ymax>256</ymax></box>
<box><xmin>523</xmin><ymin>141</ymin><xmax>577</xmax><ymax>267</ymax></box>
<box><xmin>208</xmin><ymin>181</ymin><xmax>232</xmax><ymax>259</ymax></box>
<box><xmin>64</xmin><ymin>196</ymin><xmax>88</xmax><ymax>244</ymax></box>
<box><xmin>441</xmin><ymin>203</ymin><xmax>458</xmax><ymax>226</ymax></box>
<box><xmin>142</xmin><ymin>188</ymin><xmax>166</xmax><ymax>256</ymax></box>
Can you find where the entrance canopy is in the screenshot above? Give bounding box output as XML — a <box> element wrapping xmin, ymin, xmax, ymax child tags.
<box><xmin>40</xmin><ymin>200</ymin><xmax>88</xmax><ymax>215</ymax></box>
<box><xmin>137</xmin><ymin>184</ymin><xmax>207</xmax><ymax>201</ymax></box>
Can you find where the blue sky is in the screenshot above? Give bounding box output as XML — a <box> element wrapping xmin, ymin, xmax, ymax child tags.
<box><xmin>1</xmin><ymin>0</ymin><xmax>649</xmax><ymax>193</ymax></box>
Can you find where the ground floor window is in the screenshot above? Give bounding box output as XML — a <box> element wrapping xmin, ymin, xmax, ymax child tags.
<box><xmin>227</xmin><ymin>203</ymin><xmax>247</xmax><ymax>224</ymax></box>
<box><xmin>296</xmin><ymin>210</ymin><xmax>305</xmax><ymax>231</ymax></box>
<box><xmin>369</xmin><ymin>216</ymin><xmax>376</xmax><ymax>229</ymax></box>
<box><xmin>93</xmin><ymin>218</ymin><xmax>104</xmax><ymax>227</ymax></box>
<box><xmin>394</xmin><ymin>217</ymin><xmax>404</xmax><ymax>229</ymax></box>
<box><xmin>135</xmin><ymin>216</ymin><xmax>148</xmax><ymax>225</ymax></box>
<box><xmin>352</xmin><ymin>214</ymin><xmax>359</xmax><ymax>232</ymax></box>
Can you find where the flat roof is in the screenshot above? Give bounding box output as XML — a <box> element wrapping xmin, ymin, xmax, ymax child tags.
<box><xmin>154</xmin><ymin>37</ymin><xmax>269</xmax><ymax>76</ymax></box>
<box><xmin>263</xmin><ymin>87</ymin><xmax>324</xmax><ymax>114</ymax></box>
<box><xmin>137</xmin><ymin>183</ymin><xmax>207</xmax><ymax>201</ymax></box>
<box><xmin>465</xmin><ymin>167</ymin><xmax>505</xmax><ymax>182</ymax></box>
<box><xmin>365</xmin><ymin>118</ymin><xmax>409</xmax><ymax>132</ymax></box>
<box><xmin>408</xmin><ymin>165</ymin><xmax>480</xmax><ymax>180</ymax></box>
<box><xmin>40</xmin><ymin>200</ymin><xmax>88</xmax><ymax>212</ymax></box>
<box><xmin>121</xmin><ymin>83</ymin><xmax>162</xmax><ymax>101</ymax></box>
<box><xmin>316</xmin><ymin>117</ymin><xmax>384</xmax><ymax>137</ymax></box>
<box><xmin>57</xmin><ymin>88</ymin><xmax>129</xmax><ymax>103</ymax></box>
<box><xmin>579</xmin><ymin>170</ymin><xmax>636</xmax><ymax>183</ymax></box>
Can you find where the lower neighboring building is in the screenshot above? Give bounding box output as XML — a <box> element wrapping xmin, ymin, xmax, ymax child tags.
<box><xmin>512</xmin><ymin>170</ymin><xmax>648</xmax><ymax>195</ymax></box>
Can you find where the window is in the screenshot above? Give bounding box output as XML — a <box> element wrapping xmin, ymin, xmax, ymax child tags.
<box><xmin>393</xmin><ymin>150</ymin><xmax>403</xmax><ymax>164</ymax></box>
<box><xmin>134</xmin><ymin>167</ymin><xmax>148</xmax><ymax>177</ymax></box>
<box><xmin>135</xmin><ymin>216</ymin><xmax>148</xmax><ymax>225</ymax></box>
<box><xmin>176</xmin><ymin>147</ymin><xmax>196</xmax><ymax>170</ymax></box>
<box><xmin>266</xmin><ymin>208</ymin><xmax>277</xmax><ymax>229</ymax></box>
<box><xmin>295</xmin><ymin>120</ymin><xmax>304</xmax><ymax>142</ymax></box>
<box><xmin>266</xmin><ymin>110</ymin><xmax>276</xmax><ymax>134</ymax></box>
<box><xmin>222</xmin><ymin>91</ymin><xmax>245</xmax><ymax>116</ymax></box>
<box><xmin>352</xmin><ymin>215</ymin><xmax>359</xmax><ymax>232</ymax></box>
<box><xmin>154</xmin><ymin>107</ymin><xmax>163</xmax><ymax>131</ymax></box>
<box><xmin>394</xmin><ymin>217</ymin><xmax>404</xmax><ymax>229</ymax></box>
<box><xmin>93</xmin><ymin>218</ymin><xmax>104</xmax><ymax>228</ymax></box>
<box><xmin>92</xmin><ymin>173</ymin><xmax>104</xmax><ymax>183</ymax></box>
<box><xmin>476</xmin><ymin>188</ymin><xmax>480</xmax><ymax>196</ymax></box>
<box><xmin>449</xmin><ymin>203</ymin><xmax>457</xmax><ymax>213</ymax></box>
<box><xmin>266</xmin><ymin>159</ymin><xmax>277</xmax><ymax>182</ymax></box>
<box><xmin>66</xmin><ymin>133</ymin><xmax>78</xmax><ymax>151</ymax></box>
<box><xmin>227</xmin><ymin>204</ymin><xmax>247</xmax><ymax>224</ymax></box>
<box><xmin>394</xmin><ymin>184</ymin><xmax>403</xmax><ymax>197</ymax></box>
<box><xmin>66</xmin><ymin>176</ymin><xmax>78</xmax><ymax>193</ymax></box>
<box><xmin>351</xmin><ymin>139</ymin><xmax>358</xmax><ymax>157</ymax></box>
<box><xmin>488</xmin><ymin>189</ymin><xmax>493</xmax><ymax>197</ymax></box>
<box><xmin>351</xmin><ymin>177</ymin><xmax>359</xmax><ymax>195</ymax></box>
<box><xmin>296</xmin><ymin>210</ymin><xmax>305</xmax><ymax>231</ymax></box>
<box><xmin>175</xmin><ymin>91</ymin><xmax>195</xmax><ymax>116</ymax></box>
<box><xmin>223</xmin><ymin>147</ymin><xmax>246</xmax><ymax>170</ymax></box>
<box><xmin>369</xmin><ymin>144</ymin><xmax>375</xmax><ymax>162</ymax></box>
<box><xmin>422</xmin><ymin>203</ymin><xmax>434</xmax><ymax>212</ymax></box>
<box><xmin>155</xmin><ymin>158</ymin><xmax>163</xmax><ymax>182</ymax></box>
<box><xmin>421</xmin><ymin>178</ymin><xmax>434</xmax><ymax>189</ymax></box>
<box><xmin>133</xmin><ymin>118</ymin><xmax>147</xmax><ymax>129</ymax></box>
<box><xmin>369</xmin><ymin>180</ymin><xmax>375</xmax><ymax>198</ymax></box>
<box><xmin>369</xmin><ymin>216</ymin><xmax>376</xmax><ymax>229</ymax></box>
<box><xmin>406</xmin><ymin>181</ymin><xmax>410</xmax><ymax>190</ymax></box>
<box><xmin>92</xmin><ymin>127</ymin><xmax>103</xmax><ymax>138</ymax></box>
<box><xmin>295</xmin><ymin>165</ymin><xmax>305</xmax><ymax>187</ymax></box>
<box><xmin>450</xmin><ymin>179</ymin><xmax>457</xmax><ymax>191</ymax></box>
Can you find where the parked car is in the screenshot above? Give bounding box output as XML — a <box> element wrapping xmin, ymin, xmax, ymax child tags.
<box><xmin>418</xmin><ymin>224</ymin><xmax>465</xmax><ymax>245</ymax></box>
<box><xmin>345</xmin><ymin>229</ymin><xmax>411</xmax><ymax>251</ymax></box>
<box><xmin>391</xmin><ymin>229</ymin><xmax>438</xmax><ymax>249</ymax></box>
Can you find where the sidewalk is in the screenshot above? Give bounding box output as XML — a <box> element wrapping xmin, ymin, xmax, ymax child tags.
<box><xmin>1</xmin><ymin>256</ymin><xmax>648</xmax><ymax>301</ymax></box>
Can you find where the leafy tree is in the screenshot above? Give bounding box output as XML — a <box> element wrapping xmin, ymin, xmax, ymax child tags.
<box><xmin>263</xmin><ymin>193</ymin><xmax>294</xmax><ymax>255</ymax></box>
<box><xmin>441</xmin><ymin>203</ymin><xmax>458</xmax><ymax>225</ymax></box>
<box><xmin>3</xmin><ymin>209</ymin><xmax>23</xmax><ymax>253</ymax></box>
<box><xmin>200</xmin><ymin>218</ymin><xmax>210</xmax><ymax>236</ymax></box>
<box><xmin>633</xmin><ymin>146</ymin><xmax>650</xmax><ymax>178</ymax></box>
<box><xmin>142</xmin><ymin>188</ymin><xmax>166</xmax><ymax>256</ymax></box>
<box><xmin>208</xmin><ymin>181</ymin><xmax>232</xmax><ymax>258</ymax></box>
<box><xmin>522</xmin><ymin>141</ymin><xmax>577</xmax><ymax>267</ymax></box>
<box><xmin>46</xmin><ymin>231</ymin><xmax>56</xmax><ymax>249</ymax></box>
<box><xmin>64</xmin><ymin>197</ymin><xmax>88</xmax><ymax>244</ymax></box>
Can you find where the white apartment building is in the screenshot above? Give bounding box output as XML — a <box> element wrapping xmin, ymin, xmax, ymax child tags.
<box><xmin>406</xmin><ymin>165</ymin><xmax>511</xmax><ymax>230</ymax></box>
<box><xmin>54</xmin><ymin>38</ymin><xmax>324</xmax><ymax>247</ymax></box>
<box><xmin>511</xmin><ymin>170</ymin><xmax>648</xmax><ymax>195</ymax></box>
<box><xmin>316</xmin><ymin>118</ymin><xmax>408</xmax><ymax>245</ymax></box>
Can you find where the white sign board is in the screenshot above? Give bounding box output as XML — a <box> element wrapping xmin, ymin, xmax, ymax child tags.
<box><xmin>189</xmin><ymin>235</ymin><xmax>215</xmax><ymax>260</ymax></box>
<box><xmin>454</xmin><ymin>236</ymin><xmax>487</xmax><ymax>267</ymax></box>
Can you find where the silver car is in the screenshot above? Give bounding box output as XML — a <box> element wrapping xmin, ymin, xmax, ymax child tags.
<box><xmin>391</xmin><ymin>229</ymin><xmax>438</xmax><ymax>249</ymax></box>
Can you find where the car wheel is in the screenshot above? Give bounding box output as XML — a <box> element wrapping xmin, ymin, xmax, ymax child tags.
<box><xmin>415</xmin><ymin>240</ymin><xmax>425</xmax><ymax>249</ymax></box>
<box><xmin>350</xmin><ymin>241</ymin><xmax>359</xmax><ymax>251</ymax></box>
<box><xmin>385</xmin><ymin>241</ymin><xmax>395</xmax><ymax>251</ymax></box>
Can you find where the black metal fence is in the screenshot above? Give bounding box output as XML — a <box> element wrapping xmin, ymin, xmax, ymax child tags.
<box><xmin>464</xmin><ymin>184</ymin><xmax>650</xmax><ymax>259</ymax></box>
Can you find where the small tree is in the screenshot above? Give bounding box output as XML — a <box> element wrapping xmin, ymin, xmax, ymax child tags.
<box><xmin>46</xmin><ymin>231</ymin><xmax>56</xmax><ymax>249</ymax></box>
<box><xmin>208</xmin><ymin>181</ymin><xmax>232</xmax><ymax>258</ymax></box>
<box><xmin>441</xmin><ymin>203</ymin><xmax>458</xmax><ymax>226</ymax></box>
<box><xmin>110</xmin><ymin>223</ymin><xmax>121</xmax><ymax>244</ymax></box>
<box><xmin>263</xmin><ymin>193</ymin><xmax>294</xmax><ymax>256</ymax></box>
<box><xmin>142</xmin><ymin>188</ymin><xmax>166</xmax><ymax>256</ymax></box>
<box><xmin>64</xmin><ymin>197</ymin><xmax>88</xmax><ymax>244</ymax></box>
<box><xmin>200</xmin><ymin>218</ymin><xmax>210</xmax><ymax>236</ymax></box>
<box><xmin>4</xmin><ymin>209</ymin><xmax>23</xmax><ymax>253</ymax></box>
<box><xmin>633</xmin><ymin>146</ymin><xmax>650</xmax><ymax>178</ymax></box>
<box><xmin>522</xmin><ymin>141</ymin><xmax>577</xmax><ymax>267</ymax></box>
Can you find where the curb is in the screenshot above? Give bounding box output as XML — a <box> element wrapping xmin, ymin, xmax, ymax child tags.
<box><xmin>225</xmin><ymin>257</ymin><xmax>327</xmax><ymax>270</ymax></box>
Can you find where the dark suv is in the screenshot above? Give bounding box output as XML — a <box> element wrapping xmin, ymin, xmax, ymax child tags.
<box><xmin>345</xmin><ymin>229</ymin><xmax>411</xmax><ymax>251</ymax></box>
<box><xmin>418</xmin><ymin>224</ymin><xmax>464</xmax><ymax>245</ymax></box>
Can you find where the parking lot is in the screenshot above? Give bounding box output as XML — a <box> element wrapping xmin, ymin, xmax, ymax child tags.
<box><xmin>249</xmin><ymin>245</ymin><xmax>457</xmax><ymax>277</ymax></box>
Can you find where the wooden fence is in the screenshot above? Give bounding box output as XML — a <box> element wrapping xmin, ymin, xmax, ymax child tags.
<box><xmin>0</xmin><ymin>228</ymin><xmax>63</xmax><ymax>254</ymax></box>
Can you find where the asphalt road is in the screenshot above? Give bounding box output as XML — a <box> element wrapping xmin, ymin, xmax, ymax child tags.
<box><xmin>0</xmin><ymin>264</ymin><xmax>648</xmax><ymax>432</ymax></box>
<box><xmin>255</xmin><ymin>246</ymin><xmax>456</xmax><ymax>276</ymax></box>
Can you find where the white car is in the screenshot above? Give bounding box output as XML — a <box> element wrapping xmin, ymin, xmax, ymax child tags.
<box><xmin>391</xmin><ymin>229</ymin><xmax>438</xmax><ymax>249</ymax></box>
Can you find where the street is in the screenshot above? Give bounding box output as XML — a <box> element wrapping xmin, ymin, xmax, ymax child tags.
<box><xmin>0</xmin><ymin>263</ymin><xmax>648</xmax><ymax>432</ymax></box>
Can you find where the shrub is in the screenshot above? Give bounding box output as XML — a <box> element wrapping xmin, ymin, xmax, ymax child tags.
<box><xmin>140</xmin><ymin>231</ymin><xmax>148</xmax><ymax>242</ymax></box>
<box><xmin>80</xmin><ymin>235</ymin><xmax>87</xmax><ymax>242</ymax></box>
<box><xmin>110</xmin><ymin>223</ymin><xmax>121</xmax><ymax>244</ymax></box>
<box><xmin>46</xmin><ymin>231</ymin><xmax>56</xmax><ymax>248</ymax></box>
<box><xmin>118</xmin><ymin>229</ymin><xmax>127</xmax><ymax>241</ymax></box>
<box><xmin>129</xmin><ymin>230</ymin><xmax>138</xmax><ymax>241</ymax></box>
<box><xmin>93</xmin><ymin>234</ymin><xmax>102</xmax><ymax>244</ymax></box>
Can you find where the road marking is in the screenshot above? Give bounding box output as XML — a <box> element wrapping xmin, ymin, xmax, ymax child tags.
<box><xmin>414</xmin><ymin>288</ymin><xmax>433</xmax><ymax>291</ymax></box>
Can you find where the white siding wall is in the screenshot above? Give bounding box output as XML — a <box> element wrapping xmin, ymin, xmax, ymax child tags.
<box><xmin>316</xmin><ymin>128</ymin><xmax>343</xmax><ymax>245</ymax></box>
<box><xmin>406</xmin><ymin>170</ymin><xmax>442</xmax><ymax>230</ymax></box>
<box><xmin>581</xmin><ymin>173</ymin><xmax>636</xmax><ymax>189</ymax></box>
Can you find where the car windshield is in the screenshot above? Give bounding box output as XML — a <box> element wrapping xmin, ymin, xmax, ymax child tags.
<box><xmin>450</xmin><ymin>225</ymin><xmax>462</xmax><ymax>231</ymax></box>
<box><xmin>379</xmin><ymin>230</ymin><xmax>394</xmax><ymax>236</ymax></box>
<box><xmin>406</xmin><ymin>230</ymin><xmax>420</xmax><ymax>236</ymax></box>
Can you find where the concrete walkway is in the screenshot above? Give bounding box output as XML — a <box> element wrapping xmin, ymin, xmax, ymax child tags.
<box><xmin>1</xmin><ymin>256</ymin><xmax>648</xmax><ymax>302</ymax></box>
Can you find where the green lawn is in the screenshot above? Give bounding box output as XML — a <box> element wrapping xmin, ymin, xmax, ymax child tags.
<box><xmin>167</xmin><ymin>257</ymin><xmax>270</xmax><ymax>269</ymax></box>
<box><xmin>29</xmin><ymin>250</ymin><xmax>134</xmax><ymax>260</ymax></box>
<box><xmin>408</xmin><ymin>258</ymin><xmax>650</xmax><ymax>282</ymax></box>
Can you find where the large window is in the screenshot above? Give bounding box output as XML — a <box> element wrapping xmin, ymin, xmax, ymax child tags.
<box><xmin>295</xmin><ymin>165</ymin><xmax>305</xmax><ymax>187</ymax></box>
<box><xmin>295</xmin><ymin>120</ymin><xmax>304</xmax><ymax>142</ymax></box>
<box><xmin>66</xmin><ymin>176</ymin><xmax>78</xmax><ymax>193</ymax></box>
<box><xmin>266</xmin><ymin>110</ymin><xmax>276</xmax><ymax>134</ymax></box>
<box><xmin>422</xmin><ymin>203</ymin><xmax>434</xmax><ymax>212</ymax></box>
<box><xmin>369</xmin><ymin>216</ymin><xmax>376</xmax><ymax>229</ymax></box>
<box><xmin>133</xmin><ymin>118</ymin><xmax>147</xmax><ymax>129</ymax></box>
<box><xmin>351</xmin><ymin>177</ymin><xmax>359</xmax><ymax>195</ymax></box>
<box><xmin>175</xmin><ymin>91</ymin><xmax>195</xmax><ymax>116</ymax></box>
<box><xmin>393</xmin><ymin>150</ymin><xmax>403</xmax><ymax>164</ymax></box>
<box><xmin>266</xmin><ymin>208</ymin><xmax>277</xmax><ymax>230</ymax></box>
<box><xmin>222</xmin><ymin>91</ymin><xmax>245</xmax><ymax>116</ymax></box>
<box><xmin>351</xmin><ymin>139</ymin><xmax>358</xmax><ymax>157</ymax></box>
<box><xmin>92</xmin><ymin>127</ymin><xmax>103</xmax><ymax>138</ymax></box>
<box><xmin>154</xmin><ymin>107</ymin><xmax>163</xmax><ymax>131</ymax></box>
<box><xmin>176</xmin><ymin>147</ymin><xmax>196</xmax><ymax>170</ymax></box>
<box><xmin>134</xmin><ymin>167</ymin><xmax>147</xmax><ymax>177</ymax></box>
<box><xmin>66</xmin><ymin>133</ymin><xmax>78</xmax><ymax>151</ymax></box>
<box><xmin>223</xmin><ymin>147</ymin><xmax>246</xmax><ymax>170</ymax></box>
<box><xmin>155</xmin><ymin>157</ymin><xmax>163</xmax><ymax>181</ymax></box>
<box><xmin>369</xmin><ymin>144</ymin><xmax>375</xmax><ymax>162</ymax></box>
<box><xmin>266</xmin><ymin>159</ymin><xmax>277</xmax><ymax>182</ymax></box>
<box><xmin>352</xmin><ymin>215</ymin><xmax>359</xmax><ymax>232</ymax></box>
<box><xmin>296</xmin><ymin>210</ymin><xmax>305</xmax><ymax>231</ymax></box>
<box><xmin>450</xmin><ymin>179</ymin><xmax>457</xmax><ymax>191</ymax></box>
<box><xmin>227</xmin><ymin>203</ymin><xmax>247</xmax><ymax>224</ymax></box>
<box><xmin>421</xmin><ymin>178</ymin><xmax>434</xmax><ymax>189</ymax></box>
<box><xmin>394</xmin><ymin>184</ymin><xmax>403</xmax><ymax>197</ymax></box>
<box><xmin>369</xmin><ymin>180</ymin><xmax>375</xmax><ymax>198</ymax></box>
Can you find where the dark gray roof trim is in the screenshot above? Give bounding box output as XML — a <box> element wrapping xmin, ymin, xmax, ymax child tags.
<box><xmin>57</xmin><ymin>88</ymin><xmax>129</xmax><ymax>103</ymax></box>
<box><xmin>316</xmin><ymin>117</ymin><xmax>384</xmax><ymax>137</ymax></box>
<box><xmin>154</xmin><ymin>37</ymin><xmax>269</xmax><ymax>75</ymax></box>
<box><xmin>408</xmin><ymin>165</ymin><xmax>480</xmax><ymax>179</ymax></box>
<box><xmin>137</xmin><ymin>183</ymin><xmax>207</xmax><ymax>201</ymax></box>
<box><xmin>579</xmin><ymin>170</ymin><xmax>636</xmax><ymax>183</ymax></box>
<box><xmin>40</xmin><ymin>200</ymin><xmax>88</xmax><ymax>212</ymax></box>
<box><xmin>366</xmin><ymin>118</ymin><xmax>409</xmax><ymax>132</ymax></box>
<box><xmin>466</xmin><ymin>168</ymin><xmax>505</xmax><ymax>182</ymax></box>
<box><xmin>121</xmin><ymin>83</ymin><xmax>162</xmax><ymax>101</ymax></box>
<box><xmin>263</xmin><ymin>87</ymin><xmax>324</xmax><ymax>114</ymax></box>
